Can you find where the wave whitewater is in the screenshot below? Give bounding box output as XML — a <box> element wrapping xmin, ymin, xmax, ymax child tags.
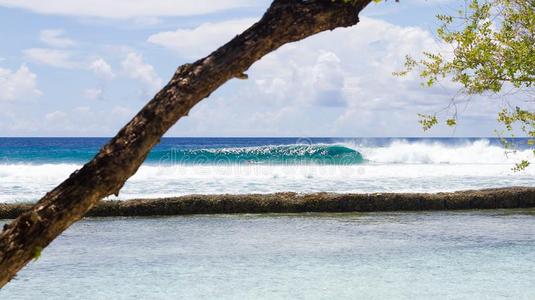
<box><xmin>1</xmin><ymin>139</ymin><xmax>534</xmax><ymax>202</ymax></box>
<box><xmin>155</xmin><ymin>139</ymin><xmax>534</xmax><ymax>165</ymax></box>
<box><xmin>358</xmin><ymin>139</ymin><xmax>534</xmax><ymax>164</ymax></box>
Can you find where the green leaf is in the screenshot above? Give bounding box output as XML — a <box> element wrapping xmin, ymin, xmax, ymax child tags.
<box><xmin>418</xmin><ymin>114</ymin><xmax>438</xmax><ymax>131</ymax></box>
<box><xmin>33</xmin><ymin>246</ymin><xmax>43</xmax><ymax>261</ymax></box>
<box><xmin>446</xmin><ymin>119</ymin><xmax>457</xmax><ymax>127</ymax></box>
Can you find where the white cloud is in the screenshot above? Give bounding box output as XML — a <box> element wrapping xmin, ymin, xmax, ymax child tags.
<box><xmin>0</xmin><ymin>0</ymin><xmax>260</xmax><ymax>19</ymax></box>
<box><xmin>169</xmin><ymin>16</ymin><xmax>502</xmax><ymax>137</ymax></box>
<box><xmin>23</xmin><ymin>48</ymin><xmax>77</xmax><ymax>68</ymax></box>
<box><xmin>83</xmin><ymin>88</ymin><xmax>103</xmax><ymax>100</ymax></box>
<box><xmin>34</xmin><ymin>105</ymin><xmax>137</xmax><ymax>135</ymax></box>
<box><xmin>24</xmin><ymin>49</ymin><xmax>117</xmax><ymax>80</ymax></box>
<box><xmin>148</xmin><ymin>18</ymin><xmax>256</xmax><ymax>58</ymax></box>
<box><xmin>0</xmin><ymin>65</ymin><xmax>41</xmax><ymax>101</ymax></box>
<box><xmin>253</xmin><ymin>50</ymin><xmax>347</xmax><ymax>108</ymax></box>
<box><xmin>132</xmin><ymin>16</ymin><xmax>162</xmax><ymax>26</ymax></box>
<box><xmin>89</xmin><ymin>58</ymin><xmax>115</xmax><ymax>79</ymax></box>
<box><xmin>121</xmin><ymin>52</ymin><xmax>162</xmax><ymax>94</ymax></box>
<box><xmin>111</xmin><ymin>105</ymin><xmax>135</xmax><ymax>118</ymax></box>
<box><xmin>45</xmin><ymin>110</ymin><xmax>67</xmax><ymax>122</ymax></box>
<box><xmin>40</xmin><ymin>29</ymin><xmax>76</xmax><ymax>48</ymax></box>
<box><xmin>2</xmin><ymin>15</ymin><xmax>505</xmax><ymax>137</ymax></box>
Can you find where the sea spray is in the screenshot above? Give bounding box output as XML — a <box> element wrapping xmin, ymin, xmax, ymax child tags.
<box><xmin>351</xmin><ymin>139</ymin><xmax>535</xmax><ymax>164</ymax></box>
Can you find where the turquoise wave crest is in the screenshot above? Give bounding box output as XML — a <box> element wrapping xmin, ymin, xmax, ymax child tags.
<box><xmin>158</xmin><ymin>145</ymin><xmax>363</xmax><ymax>165</ymax></box>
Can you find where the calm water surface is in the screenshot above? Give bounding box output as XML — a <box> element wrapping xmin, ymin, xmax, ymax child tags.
<box><xmin>1</xmin><ymin>210</ymin><xmax>534</xmax><ymax>299</ymax></box>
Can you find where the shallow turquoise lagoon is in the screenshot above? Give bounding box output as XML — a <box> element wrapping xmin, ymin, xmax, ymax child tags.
<box><xmin>2</xmin><ymin>210</ymin><xmax>535</xmax><ymax>299</ymax></box>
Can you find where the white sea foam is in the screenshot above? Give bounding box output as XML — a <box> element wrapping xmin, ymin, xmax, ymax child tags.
<box><xmin>0</xmin><ymin>140</ymin><xmax>533</xmax><ymax>202</ymax></box>
<box><xmin>354</xmin><ymin>139</ymin><xmax>534</xmax><ymax>164</ymax></box>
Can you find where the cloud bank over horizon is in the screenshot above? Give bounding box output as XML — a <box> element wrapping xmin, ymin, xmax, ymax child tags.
<box><xmin>0</xmin><ymin>1</ymin><xmax>509</xmax><ymax>137</ymax></box>
<box><xmin>0</xmin><ymin>0</ymin><xmax>262</xmax><ymax>19</ymax></box>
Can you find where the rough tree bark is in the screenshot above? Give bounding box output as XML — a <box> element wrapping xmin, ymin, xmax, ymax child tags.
<box><xmin>0</xmin><ymin>0</ymin><xmax>371</xmax><ymax>287</ymax></box>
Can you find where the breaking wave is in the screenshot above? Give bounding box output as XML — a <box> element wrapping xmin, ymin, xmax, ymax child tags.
<box><xmin>1</xmin><ymin>139</ymin><xmax>534</xmax><ymax>202</ymax></box>
<box><xmin>157</xmin><ymin>144</ymin><xmax>364</xmax><ymax>165</ymax></box>
<box><xmin>358</xmin><ymin>139</ymin><xmax>533</xmax><ymax>164</ymax></box>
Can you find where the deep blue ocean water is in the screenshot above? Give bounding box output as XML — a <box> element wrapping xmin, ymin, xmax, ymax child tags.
<box><xmin>0</xmin><ymin>137</ymin><xmax>530</xmax><ymax>164</ymax></box>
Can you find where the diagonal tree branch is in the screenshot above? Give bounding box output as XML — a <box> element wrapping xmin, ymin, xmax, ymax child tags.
<box><xmin>0</xmin><ymin>0</ymin><xmax>371</xmax><ymax>287</ymax></box>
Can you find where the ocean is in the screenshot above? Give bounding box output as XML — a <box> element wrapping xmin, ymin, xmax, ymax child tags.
<box><xmin>1</xmin><ymin>137</ymin><xmax>535</xmax><ymax>299</ymax></box>
<box><xmin>0</xmin><ymin>137</ymin><xmax>534</xmax><ymax>202</ymax></box>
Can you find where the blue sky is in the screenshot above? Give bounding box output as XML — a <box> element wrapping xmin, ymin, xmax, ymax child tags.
<box><xmin>0</xmin><ymin>0</ymin><xmax>511</xmax><ymax>137</ymax></box>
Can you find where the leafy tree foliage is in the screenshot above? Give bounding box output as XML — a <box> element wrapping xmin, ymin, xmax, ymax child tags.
<box><xmin>398</xmin><ymin>0</ymin><xmax>535</xmax><ymax>169</ymax></box>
